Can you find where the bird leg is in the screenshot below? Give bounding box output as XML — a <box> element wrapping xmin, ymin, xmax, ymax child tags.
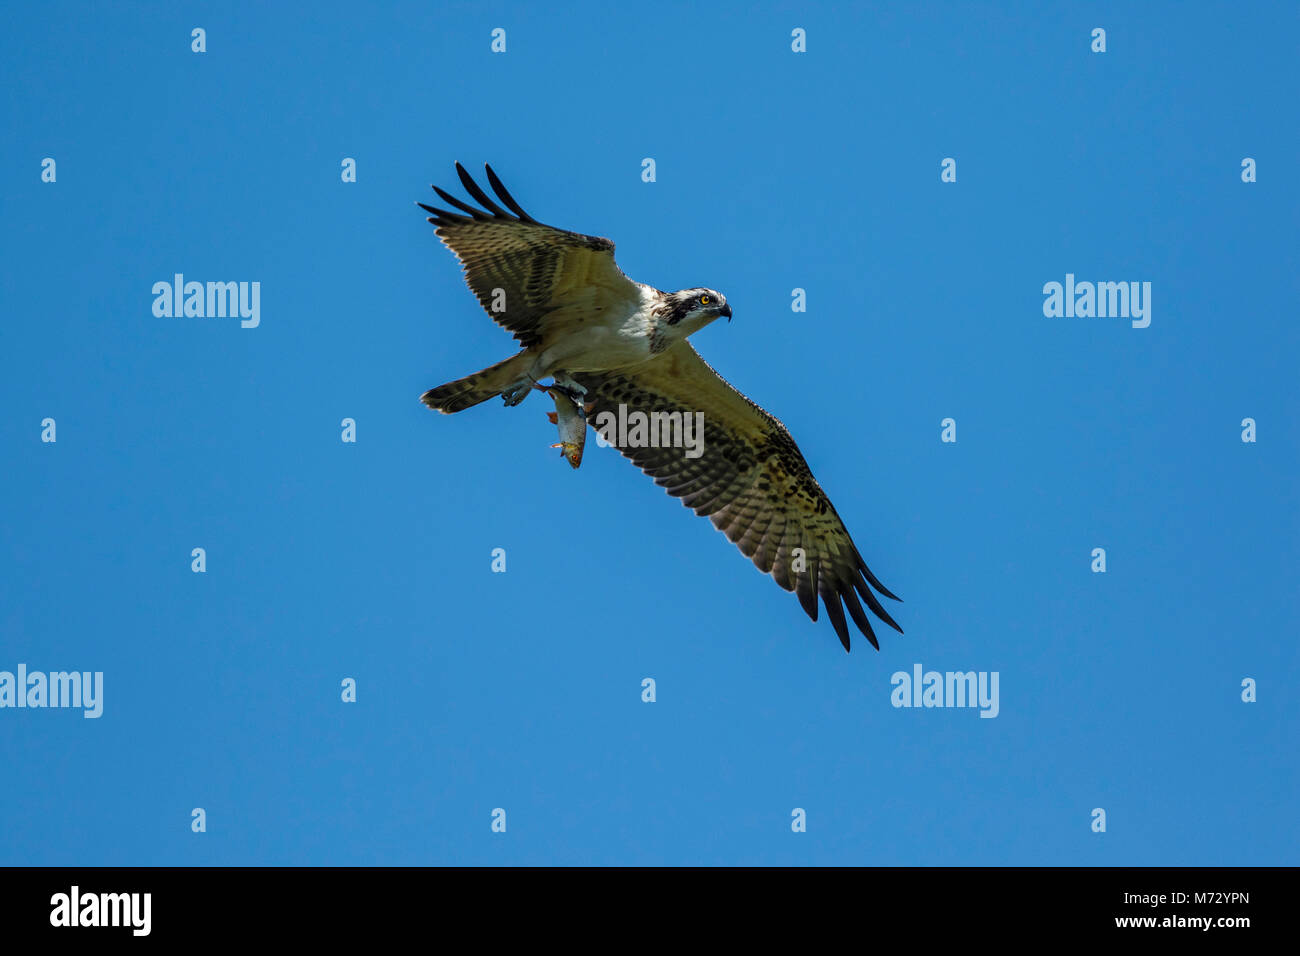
<box><xmin>500</xmin><ymin>376</ymin><xmax>536</xmax><ymax>407</ymax></box>
<box><xmin>550</xmin><ymin>371</ymin><xmax>588</xmax><ymax>403</ymax></box>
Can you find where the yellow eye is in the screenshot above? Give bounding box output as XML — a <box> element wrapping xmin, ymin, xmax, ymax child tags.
<box><xmin>700</xmin><ymin>295</ymin><xmax>710</xmax><ymax>305</ymax></box>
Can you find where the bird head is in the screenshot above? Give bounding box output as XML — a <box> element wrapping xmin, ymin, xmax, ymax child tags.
<box><xmin>661</xmin><ymin>288</ymin><xmax>732</xmax><ymax>337</ymax></box>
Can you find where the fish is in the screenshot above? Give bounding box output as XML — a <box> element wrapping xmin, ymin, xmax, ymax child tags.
<box><xmin>536</xmin><ymin>383</ymin><xmax>588</xmax><ymax>469</ymax></box>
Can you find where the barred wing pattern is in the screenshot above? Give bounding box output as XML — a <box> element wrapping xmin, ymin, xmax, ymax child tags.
<box><xmin>418</xmin><ymin>163</ymin><xmax>643</xmax><ymax>348</ymax></box>
<box><xmin>580</xmin><ymin>342</ymin><xmax>902</xmax><ymax>651</ymax></box>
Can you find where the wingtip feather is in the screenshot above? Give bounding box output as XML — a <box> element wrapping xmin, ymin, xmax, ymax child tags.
<box><xmin>841</xmin><ymin>586</ymin><xmax>881</xmax><ymax>651</ymax></box>
<box><xmin>821</xmin><ymin>589</ymin><xmax>851</xmax><ymax>652</ymax></box>
<box><xmin>484</xmin><ymin>163</ymin><xmax>536</xmax><ymax>222</ymax></box>
<box><xmin>455</xmin><ymin>162</ymin><xmax>509</xmax><ymax>217</ymax></box>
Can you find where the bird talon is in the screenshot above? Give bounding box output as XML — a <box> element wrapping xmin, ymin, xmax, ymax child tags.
<box><xmin>550</xmin><ymin>372</ymin><xmax>588</xmax><ymax>404</ymax></box>
<box><xmin>501</xmin><ymin>378</ymin><xmax>534</xmax><ymax>406</ymax></box>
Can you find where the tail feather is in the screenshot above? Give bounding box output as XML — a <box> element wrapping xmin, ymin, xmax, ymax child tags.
<box><xmin>421</xmin><ymin>352</ymin><xmax>532</xmax><ymax>414</ymax></box>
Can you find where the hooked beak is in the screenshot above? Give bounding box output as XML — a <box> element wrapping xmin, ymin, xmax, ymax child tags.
<box><xmin>719</xmin><ymin>303</ymin><xmax>732</xmax><ymax>322</ymax></box>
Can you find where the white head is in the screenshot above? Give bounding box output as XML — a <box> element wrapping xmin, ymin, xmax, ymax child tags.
<box><xmin>658</xmin><ymin>287</ymin><xmax>732</xmax><ymax>337</ymax></box>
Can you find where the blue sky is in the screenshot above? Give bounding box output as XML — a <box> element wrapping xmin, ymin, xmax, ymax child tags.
<box><xmin>1</xmin><ymin>1</ymin><xmax>1296</xmax><ymax>865</ymax></box>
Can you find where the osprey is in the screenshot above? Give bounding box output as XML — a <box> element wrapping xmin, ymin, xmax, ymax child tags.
<box><xmin>419</xmin><ymin>163</ymin><xmax>903</xmax><ymax>652</ymax></box>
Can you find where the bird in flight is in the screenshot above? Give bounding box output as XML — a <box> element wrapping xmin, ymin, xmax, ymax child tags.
<box><xmin>418</xmin><ymin>163</ymin><xmax>903</xmax><ymax>651</ymax></box>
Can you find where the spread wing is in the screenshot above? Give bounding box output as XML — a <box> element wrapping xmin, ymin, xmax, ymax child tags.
<box><xmin>578</xmin><ymin>342</ymin><xmax>903</xmax><ymax>652</ymax></box>
<box><xmin>418</xmin><ymin>163</ymin><xmax>643</xmax><ymax>349</ymax></box>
